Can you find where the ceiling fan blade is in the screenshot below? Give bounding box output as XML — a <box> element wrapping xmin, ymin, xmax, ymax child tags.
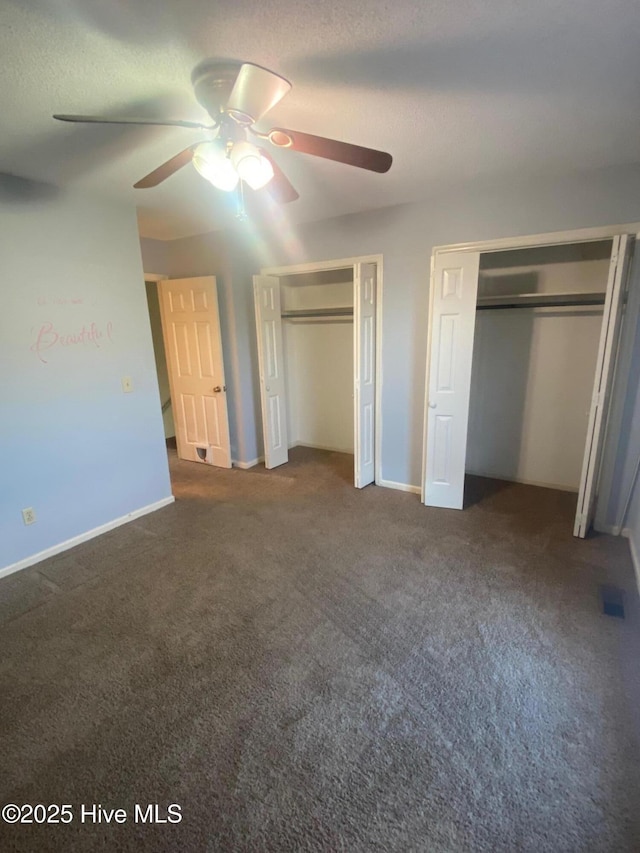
<box><xmin>134</xmin><ymin>146</ymin><xmax>197</xmax><ymax>189</ymax></box>
<box><xmin>226</xmin><ymin>63</ymin><xmax>291</xmax><ymax>124</ymax></box>
<box><xmin>266</xmin><ymin>128</ymin><xmax>392</xmax><ymax>173</ymax></box>
<box><xmin>54</xmin><ymin>114</ymin><xmax>213</xmax><ymax>130</ymax></box>
<box><xmin>261</xmin><ymin>152</ymin><xmax>299</xmax><ymax>204</ymax></box>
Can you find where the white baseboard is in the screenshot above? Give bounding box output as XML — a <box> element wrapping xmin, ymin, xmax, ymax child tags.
<box><xmin>232</xmin><ymin>457</ymin><xmax>263</xmax><ymax>470</ymax></box>
<box><xmin>0</xmin><ymin>496</ymin><xmax>175</xmax><ymax>581</ymax></box>
<box><xmin>621</xmin><ymin>527</ymin><xmax>640</xmax><ymax>594</ymax></box>
<box><xmin>377</xmin><ymin>478</ymin><xmax>421</xmax><ymax>495</ymax></box>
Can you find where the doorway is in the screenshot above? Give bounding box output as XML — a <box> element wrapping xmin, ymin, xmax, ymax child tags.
<box><xmin>144</xmin><ymin>276</ymin><xmax>176</xmax><ymax>448</ymax></box>
<box><xmin>145</xmin><ymin>275</ymin><xmax>233</xmax><ymax>469</ymax></box>
<box><xmin>422</xmin><ymin>228</ymin><xmax>636</xmax><ymax>538</ymax></box>
<box><xmin>254</xmin><ymin>256</ymin><xmax>382</xmax><ymax>488</ymax></box>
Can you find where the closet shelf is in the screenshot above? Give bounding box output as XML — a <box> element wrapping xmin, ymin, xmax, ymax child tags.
<box><xmin>477</xmin><ymin>291</ymin><xmax>606</xmax><ymax>310</ymax></box>
<box><xmin>281</xmin><ymin>307</ymin><xmax>354</xmax><ymax>319</ymax></box>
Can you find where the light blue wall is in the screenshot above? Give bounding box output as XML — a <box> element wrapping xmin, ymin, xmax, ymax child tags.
<box><xmin>0</xmin><ymin>189</ymin><xmax>172</xmax><ymax>571</ymax></box>
<box><xmin>626</xmin><ymin>479</ymin><xmax>640</xmax><ymax>575</ymax></box>
<box><xmin>139</xmin><ymin>237</ymin><xmax>168</xmax><ymax>276</ymax></box>
<box><xmin>615</xmin><ymin>300</ymin><xmax>640</xmax><ymax>569</ymax></box>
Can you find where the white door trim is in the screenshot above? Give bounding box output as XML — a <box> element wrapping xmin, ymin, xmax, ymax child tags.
<box><xmin>354</xmin><ymin>261</ymin><xmax>377</xmax><ymax>488</ymax></box>
<box><xmin>423</xmin><ymin>222</ymin><xmax>638</xmax><ymax>527</ymax></box>
<box><xmin>253</xmin><ymin>275</ymin><xmax>289</xmax><ymax>469</ymax></box>
<box><xmin>574</xmin><ymin>235</ymin><xmax>635</xmax><ymax>537</ymax></box>
<box><xmin>260</xmin><ymin>254</ymin><xmax>383</xmax><ymax>276</ymax></box>
<box><xmin>259</xmin><ymin>254</ymin><xmax>384</xmax><ymax>486</ymax></box>
<box><xmin>431</xmin><ymin>222</ymin><xmax>640</xmax><ymax>257</ymax></box>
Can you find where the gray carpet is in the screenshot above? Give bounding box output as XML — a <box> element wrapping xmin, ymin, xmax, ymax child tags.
<box><xmin>1</xmin><ymin>447</ymin><xmax>640</xmax><ymax>852</ymax></box>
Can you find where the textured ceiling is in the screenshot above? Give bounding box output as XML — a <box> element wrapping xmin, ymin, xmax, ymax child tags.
<box><xmin>1</xmin><ymin>0</ymin><xmax>640</xmax><ymax>240</ymax></box>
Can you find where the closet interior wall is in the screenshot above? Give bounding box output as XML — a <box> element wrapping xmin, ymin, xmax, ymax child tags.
<box><xmin>466</xmin><ymin>240</ymin><xmax>613</xmax><ymax>491</ymax></box>
<box><xmin>280</xmin><ymin>269</ymin><xmax>355</xmax><ymax>454</ymax></box>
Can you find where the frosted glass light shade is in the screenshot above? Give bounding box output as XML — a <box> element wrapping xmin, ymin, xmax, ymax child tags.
<box><xmin>192</xmin><ymin>142</ymin><xmax>239</xmax><ymax>191</ymax></box>
<box><xmin>230</xmin><ymin>141</ymin><xmax>274</xmax><ymax>190</ymax></box>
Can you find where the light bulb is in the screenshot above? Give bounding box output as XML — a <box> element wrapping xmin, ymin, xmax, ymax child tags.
<box><xmin>230</xmin><ymin>141</ymin><xmax>274</xmax><ymax>190</ymax></box>
<box><xmin>192</xmin><ymin>142</ymin><xmax>238</xmax><ymax>191</ymax></box>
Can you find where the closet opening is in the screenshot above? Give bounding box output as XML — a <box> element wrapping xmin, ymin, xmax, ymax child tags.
<box><xmin>281</xmin><ymin>268</ymin><xmax>355</xmax><ymax>468</ymax></box>
<box><xmin>254</xmin><ymin>256</ymin><xmax>381</xmax><ymax>489</ymax></box>
<box><xmin>423</xmin><ymin>230</ymin><xmax>636</xmax><ymax>537</ymax></box>
<box><xmin>467</xmin><ymin>241</ymin><xmax>612</xmax><ymax>515</ymax></box>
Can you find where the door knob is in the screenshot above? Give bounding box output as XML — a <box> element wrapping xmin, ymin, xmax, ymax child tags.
<box><xmin>428</xmin><ymin>401</ymin><xmax>437</xmax><ymax>409</ymax></box>
<box><xmin>213</xmin><ymin>385</ymin><xmax>226</xmax><ymax>393</ymax></box>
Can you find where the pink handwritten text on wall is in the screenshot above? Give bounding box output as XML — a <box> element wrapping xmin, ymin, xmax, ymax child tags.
<box><xmin>37</xmin><ymin>296</ymin><xmax>84</xmax><ymax>306</ymax></box>
<box><xmin>31</xmin><ymin>320</ymin><xmax>114</xmax><ymax>364</ymax></box>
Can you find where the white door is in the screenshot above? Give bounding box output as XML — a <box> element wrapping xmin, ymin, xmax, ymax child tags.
<box><xmin>354</xmin><ymin>262</ymin><xmax>376</xmax><ymax>487</ymax></box>
<box><xmin>158</xmin><ymin>276</ymin><xmax>231</xmax><ymax>468</ymax></box>
<box><xmin>574</xmin><ymin>234</ymin><xmax>635</xmax><ymax>537</ymax></box>
<box><xmin>423</xmin><ymin>251</ymin><xmax>481</xmax><ymax>508</ymax></box>
<box><xmin>253</xmin><ymin>275</ymin><xmax>289</xmax><ymax>468</ymax></box>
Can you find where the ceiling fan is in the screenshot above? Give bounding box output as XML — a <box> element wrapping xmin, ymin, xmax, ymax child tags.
<box><xmin>53</xmin><ymin>60</ymin><xmax>393</xmax><ymax>205</ymax></box>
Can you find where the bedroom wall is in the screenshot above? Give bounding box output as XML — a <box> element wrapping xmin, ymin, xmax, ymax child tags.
<box><xmin>1</xmin><ymin>189</ymin><xmax>172</xmax><ymax>573</ymax></box>
<box><xmin>625</xmin><ymin>478</ymin><xmax>640</xmax><ymax>587</ymax></box>
<box><xmin>159</xmin><ymin>162</ymin><xmax>640</xmax><ymax>530</ymax></box>
<box><xmin>224</xmin><ymin>163</ymin><xmax>640</xmax><ymax>494</ymax></box>
<box><xmin>139</xmin><ymin>236</ymin><xmax>168</xmax><ymax>275</ymax></box>
<box><xmin>606</xmin><ymin>251</ymin><xmax>640</xmax><ymax>580</ymax></box>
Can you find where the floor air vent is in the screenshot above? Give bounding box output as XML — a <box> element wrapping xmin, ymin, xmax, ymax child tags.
<box><xmin>599</xmin><ymin>585</ymin><xmax>625</xmax><ymax>619</ymax></box>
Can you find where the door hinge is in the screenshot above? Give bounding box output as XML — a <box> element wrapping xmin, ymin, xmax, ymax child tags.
<box><xmin>592</xmin><ymin>390</ymin><xmax>604</xmax><ymax>408</ymax></box>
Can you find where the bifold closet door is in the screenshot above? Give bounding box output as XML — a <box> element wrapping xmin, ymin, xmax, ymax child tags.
<box><xmin>574</xmin><ymin>234</ymin><xmax>635</xmax><ymax>538</ymax></box>
<box><xmin>423</xmin><ymin>251</ymin><xmax>481</xmax><ymax>509</ymax></box>
<box><xmin>354</xmin><ymin>262</ymin><xmax>376</xmax><ymax>488</ymax></box>
<box><xmin>253</xmin><ymin>275</ymin><xmax>289</xmax><ymax>468</ymax></box>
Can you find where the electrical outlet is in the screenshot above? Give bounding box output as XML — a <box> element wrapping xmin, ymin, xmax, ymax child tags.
<box><xmin>121</xmin><ymin>376</ymin><xmax>133</xmax><ymax>393</ymax></box>
<box><xmin>22</xmin><ymin>507</ymin><xmax>36</xmax><ymax>525</ymax></box>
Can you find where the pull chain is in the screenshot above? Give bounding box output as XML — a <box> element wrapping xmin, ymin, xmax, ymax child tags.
<box><xmin>236</xmin><ymin>181</ymin><xmax>248</xmax><ymax>221</ymax></box>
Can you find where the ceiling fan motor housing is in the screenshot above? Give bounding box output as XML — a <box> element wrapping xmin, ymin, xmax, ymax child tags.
<box><xmin>191</xmin><ymin>60</ymin><xmax>243</xmax><ymax>120</ymax></box>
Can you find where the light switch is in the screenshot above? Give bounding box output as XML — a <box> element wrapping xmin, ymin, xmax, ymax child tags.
<box><xmin>122</xmin><ymin>376</ymin><xmax>133</xmax><ymax>393</ymax></box>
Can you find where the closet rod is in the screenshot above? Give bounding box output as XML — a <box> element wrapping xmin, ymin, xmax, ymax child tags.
<box><xmin>477</xmin><ymin>291</ymin><xmax>606</xmax><ymax>311</ymax></box>
<box><xmin>281</xmin><ymin>307</ymin><xmax>354</xmax><ymax>319</ymax></box>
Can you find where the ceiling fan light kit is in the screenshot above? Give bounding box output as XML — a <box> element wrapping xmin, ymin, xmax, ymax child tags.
<box><xmin>53</xmin><ymin>60</ymin><xmax>393</xmax><ymax>203</ymax></box>
<box><xmin>192</xmin><ymin>141</ymin><xmax>239</xmax><ymax>192</ymax></box>
<box><xmin>193</xmin><ymin>138</ymin><xmax>274</xmax><ymax>193</ymax></box>
<box><xmin>230</xmin><ymin>140</ymin><xmax>274</xmax><ymax>190</ymax></box>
